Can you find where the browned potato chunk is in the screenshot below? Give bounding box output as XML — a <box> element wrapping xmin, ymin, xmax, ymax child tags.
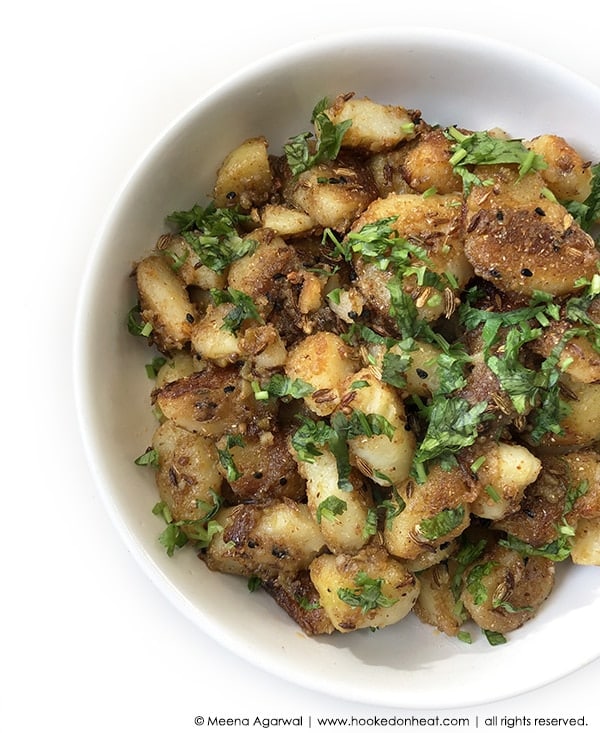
<box><xmin>384</xmin><ymin>464</ymin><xmax>477</xmax><ymax>560</ymax></box>
<box><xmin>338</xmin><ymin>368</ymin><xmax>415</xmax><ymax>486</ymax></box>
<box><xmin>152</xmin><ymin>419</ymin><xmax>223</xmax><ymax>523</ymax></box>
<box><xmin>463</xmin><ymin>165</ymin><xmax>599</xmax><ymax>296</ymax></box>
<box><xmin>154</xmin><ymin>351</ymin><xmax>199</xmax><ymax>388</ymax></box>
<box><xmin>529</xmin><ymin>296</ymin><xmax>600</xmax><ymax>385</ymax></box>
<box><xmin>152</xmin><ymin>364</ymin><xmax>274</xmax><ymax>438</ymax></box>
<box><xmin>285</xmin><ymin>332</ymin><xmax>358</xmax><ymax>416</ymax></box>
<box><xmin>413</xmin><ymin>561</ymin><xmax>463</xmax><ymax>637</ymax></box>
<box><xmin>494</xmin><ymin>451</ymin><xmax>600</xmax><ymax>547</ymax></box>
<box><xmin>258</xmin><ymin>204</ymin><xmax>316</xmax><ymax>237</ymax></box>
<box><xmin>367</xmin><ymin>148</ymin><xmax>415</xmax><ymax>197</ymax></box>
<box><xmin>190</xmin><ymin>303</ymin><xmax>242</xmax><ymax>365</ymax></box>
<box><xmin>136</xmin><ymin>255</ymin><xmax>197</xmax><ymax>351</ymax></box>
<box><xmin>261</xmin><ymin>571</ymin><xmax>335</xmax><ymax>635</ymax></box>
<box><xmin>525</xmin><ymin>134</ymin><xmax>593</xmax><ymax>203</ymax></box>
<box><xmin>460</xmin><ymin>543</ymin><xmax>555</xmax><ymax>634</ymax></box>
<box><xmin>227</xmin><ymin>230</ymin><xmax>301</xmax><ymax>317</ymax></box>
<box><xmin>466</xmin><ymin>441</ymin><xmax>542</xmax><ymax>521</ymax></box>
<box><xmin>352</xmin><ymin>192</ymin><xmax>472</xmax><ymax>324</ymax></box>
<box><xmin>217</xmin><ymin>430</ymin><xmax>305</xmax><ymax>503</ymax></box>
<box><xmin>213</xmin><ymin>136</ymin><xmax>273</xmax><ymax>209</ymax></box>
<box><xmin>205</xmin><ymin>500</ymin><xmax>326</xmax><ymax>580</ymax></box>
<box><xmin>401</xmin><ymin>129</ymin><xmax>462</xmax><ymax>194</ymax></box>
<box><xmin>296</xmin><ymin>448</ymin><xmax>373</xmax><ymax>554</ymax></box>
<box><xmin>532</xmin><ymin>375</ymin><xmax>600</xmax><ymax>449</ymax></box>
<box><xmin>310</xmin><ymin>546</ymin><xmax>420</xmax><ymax>632</ymax></box>
<box><xmin>571</xmin><ymin>517</ymin><xmax>600</xmax><ymax>565</ymax></box>
<box><xmin>157</xmin><ymin>234</ymin><xmax>226</xmax><ymax>290</ymax></box>
<box><xmin>283</xmin><ymin>158</ymin><xmax>377</xmax><ymax>232</ymax></box>
<box><xmin>325</xmin><ymin>94</ymin><xmax>417</xmax><ymax>153</ymax></box>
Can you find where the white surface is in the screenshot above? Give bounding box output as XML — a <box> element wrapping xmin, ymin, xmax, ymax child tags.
<box><xmin>3</xmin><ymin>1</ymin><xmax>600</xmax><ymax>731</ymax></box>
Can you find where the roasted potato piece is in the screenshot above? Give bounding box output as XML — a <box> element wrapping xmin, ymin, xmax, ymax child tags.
<box><xmin>460</xmin><ymin>542</ymin><xmax>555</xmax><ymax>634</ymax></box>
<box><xmin>337</xmin><ymin>368</ymin><xmax>415</xmax><ymax>486</ymax></box>
<box><xmin>156</xmin><ymin>233</ymin><xmax>226</xmax><ymax>290</ymax></box>
<box><xmin>531</xmin><ymin>375</ymin><xmax>600</xmax><ymax>449</ymax></box>
<box><xmin>296</xmin><ymin>448</ymin><xmax>373</xmax><ymax>554</ymax></box>
<box><xmin>135</xmin><ymin>254</ymin><xmax>197</xmax><ymax>351</ymax></box>
<box><xmin>571</xmin><ymin>517</ymin><xmax>600</xmax><ymax>565</ymax></box>
<box><xmin>282</xmin><ymin>156</ymin><xmax>377</xmax><ymax>232</ymax></box>
<box><xmin>463</xmin><ymin>165</ymin><xmax>599</xmax><ymax>296</ymax></box>
<box><xmin>152</xmin><ymin>364</ymin><xmax>274</xmax><ymax>438</ymax></box>
<box><xmin>530</xmin><ymin>302</ymin><xmax>600</xmax><ymax>384</ymax></box>
<box><xmin>494</xmin><ymin>451</ymin><xmax>600</xmax><ymax>547</ymax></box>
<box><xmin>325</xmin><ymin>94</ymin><xmax>418</xmax><ymax>153</ymax></box>
<box><xmin>227</xmin><ymin>230</ymin><xmax>301</xmax><ymax>318</ymax></box>
<box><xmin>525</xmin><ymin>134</ymin><xmax>593</xmax><ymax>203</ymax></box>
<box><xmin>325</xmin><ymin>285</ymin><xmax>365</xmax><ymax>325</ymax></box>
<box><xmin>213</xmin><ymin>136</ymin><xmax>273</xmax><ymax>210</ymax></box>
<box><xmin>404</xmin><ymin>541</ymin><xmax>457</xmax><ymax>573</ymax></box>
<box><xmin>401</xmin><ymin>128</ymin><xmax>462</xmax><ymax>194</ymax></box>
<box><xmin>466</xmin><ymin>441</ymin><xmax>542</xmax><ymax>521</ymax></box>
<box><xmin>352</xmin><ymin>192</ymin><xmax>472</xmax><ymax>325</ymax></box>
<box><xmin>384</xmin><ymin>464</ymin><xmax>477</xmax><ymax>560</ymax></box>
<box><xmin>367</xmin><ymin>148</ymin><xmax>415</xmax><ymax>197</ymax></box>
<box><xmin>190</xmin><ymin>302</ymin><xmax>243</xmax><ymax>365</ymax></box>
<box><xmin>258</xmin><ymin>204</ymin><xmax>316</xmax><ymax>237</ymax></box>
<box><xmin>238</xmin><ymin>324</ymin><xmax>288</xmax><ymax>371</ymax></box>
<box><xmin>285</xmin><ymin>332</ymin><xmax>358</xmax><ymax>416</ymax></box>
<box><xmin>152</xmin><ymin>419</ymin><xmax>223</xmax><ymax>523</ymax></box>
<box><xmin>390</xmin><ymin>339</ymin><xmax>442</xmax><ymax>397</ymax></box>
<box><xmin>413</xmin><ymin>560</ymin><xmax>463</xmax><ymax>637</ymax></box>
<box><xmin>261</xmin><ymin>570</ymin><xmax>335</xmax><ymax>635</ymax></box>
<box><xmin>153</xmin><ymin>350</ymin><xmax>200</xmax><ymax>388</ymax></box>
<box><xmin>310</xmin><ymin>545</ymin><xmax>420</xmax><ymax>632</ymax></box>
<box><xmin>217</xmin><ymin>430</ymin><xmax>305</xmax><ymax>503</ymax></box>
<box><xmin>205</xmin><ymin>500</ymin><xmax>326</xmax><ymax>580</ymax></box>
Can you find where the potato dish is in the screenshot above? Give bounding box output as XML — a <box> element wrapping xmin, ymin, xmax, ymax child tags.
<box><xmin>129</xmin><ymin>92</ymin><xmax>600</xmax><ymax>644</ymax></box>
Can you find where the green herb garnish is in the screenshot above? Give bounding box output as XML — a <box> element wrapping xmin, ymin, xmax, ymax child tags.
<box><xmin>446</xmin><ymin>127</ymin><xmax>547</xmax><ymax>195</ymax></box>
<box><xmin>284</xmin><ymin>97</ymin><xmax>352</xmax><ymax>176</ymax></box>
<box><xmin>166</xmin><ymin>202</ymin><xmax>256</xmax><ymax>273</ymax></box>
<box><xmin>337</xmin><ymin>572</ymin><xmax>397</xmax><ymax>614</ymax></box>
<box><xmin>316</xmin><ymin>496</ymin><xmax>348</xmax><ymax>524</ymax></box>
<box><xmin>210</xmin><ymin>287</ymin><xmax>262</xmax><ymax>333</ymax></box>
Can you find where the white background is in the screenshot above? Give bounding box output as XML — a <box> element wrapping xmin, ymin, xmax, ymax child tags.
<box><xmin>3</xmin><ymin>1</ymin><xmax>599</xmax><ymax>731</ymax></box>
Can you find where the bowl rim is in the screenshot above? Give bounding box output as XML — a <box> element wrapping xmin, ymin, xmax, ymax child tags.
<box><xmin>73</xmin><ymin>25</ymin><xmax>600</xmax><ymax>709</ymax></box>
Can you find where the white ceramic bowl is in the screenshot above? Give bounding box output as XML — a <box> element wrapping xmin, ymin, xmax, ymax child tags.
<box><xmin>74</xmin><ymin>27</ymin><xmax>600</xmax><ymax>708</ymax></box>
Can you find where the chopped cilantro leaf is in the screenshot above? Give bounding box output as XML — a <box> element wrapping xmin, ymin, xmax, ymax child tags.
<box><xmin>465</xmin><ymin>561</ymin><xmax>495</xmax><ymax>605</ymax></box>
<box><xmin>316</xmin><ymin>495</ymin><xmax>347</xmax><ymax>523</ymax></box>
<box><xmin>256</xmin><ymin>374</ymin><xmax>314</xmax><ymax>401</ymax></box>
<box><xmin>217</xmin><ymin>434</ymin><xmax>245</xmax><ymax>482</ymax></box>
<box><xmin>152</xmin><ymin>493</ymin><xmax>223</xmax><ymax>556</ymax></box>
<box><xmin>484</xmin><ymin>629</ymin><xmax>507</xmax><ymax>646</ymax></box>
<box><xmin>166</xmin><ymin>202</ymin><xmax>256</xmax><ymax>274</ymax></box>
<box><xmin>337</xmin><ymin>572</ymin><xmax>397</xmax><ymax>614</ymax></box>
<box><xmin>446</xmin><ymin>128</ymin><xmax>547</xmax><ymax>195</ymax></box>
<box><xmin>284</xmin><ymin>97</ymin><xmax>352</xmax><ymax>176</ymax></box>
<box><xmin>127</xmin><ymin>304</ymin><xmax>152</xmax><ymax>337</ymax></box>
<box><xmin>134</xmin><ymin>447</ymin><xmax>159</xmax><ymax>468</ymax></box>
<box><xmin>418</xmin><ymin>506</ymin><xmax>466</xmax><ymax>541</ymax></box>
<box><xmin>450</xmin><ymin>537</ymin><xmax>488</xmax><ymax>601</ymax></box>
<box><xmin>381</xmin><ymin>351</ymin><xmax>411</xmax><ymax>389</ymax></box>
<box><xmin>210</xmin><ymin>287</ymin><xmax>262</xmax><ymax>333</ymax></box>
<box><xmin>412</xmin><ymin>397</ymin><xmax>488</xmax><ymax>477</ymax></box>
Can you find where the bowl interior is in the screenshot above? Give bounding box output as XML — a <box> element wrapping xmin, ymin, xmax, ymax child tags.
<box><xmin>74</xmin><ymin>27</ymin><xmax>600</xmax><ymax>708</ymax></box>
